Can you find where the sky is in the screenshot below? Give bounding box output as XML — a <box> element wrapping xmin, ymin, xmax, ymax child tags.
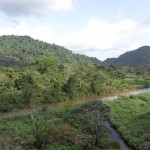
<box><xmin>0</xmin><ymin>0</ymin><xmax>150</xmax><ymax>60</ymax></box>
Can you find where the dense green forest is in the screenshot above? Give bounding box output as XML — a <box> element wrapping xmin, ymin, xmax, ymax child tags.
<box><xmin>0</xmin><ymin>57</ymin><xmax>150</xmax><ymax>112</ymax></box>
<box><xmin>0</xmin><ymin>36</ymin><xmax>150</xmax><ymax>112</ymax></box>
<box><xmin>108</xmin><ymin>93</ymin><xmax>150</xmax><ymax>150</ymax></box>
<box><xmin>104</xmin><ymin>46</ymin><xmax>150</xmax><ymax>66</ymax></box>
<box><xmin>0</xmin><ymin>35</ymin><xmax>100</xmax><ymax>66</ymax></box>
<box><xmin>0</xmin><ymin>35</ymin><xmax>150</xmax><ymax>150</ymax></box>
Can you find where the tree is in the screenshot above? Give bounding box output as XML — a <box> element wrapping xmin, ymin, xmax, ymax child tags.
<box><xmin>32</xmin><ymin>58</ymin><xmax>58</xmax><ymax>74</ymax></box>
<box><xmin>64</xmin><ymin>101</ymin><xmax>111</xmax><ymax>149</ymax></box>
<box><xmin>25</xmin><ymin>113</ymin><xmax>52</xmax><ymax>150</ymax></box>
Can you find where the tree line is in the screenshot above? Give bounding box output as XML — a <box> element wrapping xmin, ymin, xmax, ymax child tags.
<box><xmin>0</xmin><ymin>57</ymin><xmax>150</xmax><ymax>112</ymax></box>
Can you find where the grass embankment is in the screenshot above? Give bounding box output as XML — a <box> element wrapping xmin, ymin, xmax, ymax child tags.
<box><xmin>0</xmin><ymin>101</ymin><xmax>119</xmax><ymax>150</ymax></box>
<box><xmin>107</xmin><ymin>93</ymin><xmax>150</xmax><ymax>150</ymax></box>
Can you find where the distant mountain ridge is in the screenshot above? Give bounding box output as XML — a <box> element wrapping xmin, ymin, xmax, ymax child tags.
<box><xmin>104</xmin><ymin>46</ymin><xmax>150</xmax><ymax>66</ymax></box>
<box><xmin>0</xmin><ymin>35</ymin><xmax>101</xmax><ymax>66</ymax></box>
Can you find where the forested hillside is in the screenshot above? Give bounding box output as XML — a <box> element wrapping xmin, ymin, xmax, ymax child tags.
<box><xmin>0</xmin><ymin>36</ymin><xmax>150</xmax><ymax>150</ymax></box>
<box><xmin>104</xmin><ymin>46</ymin><xmax>150</xmax><ymax>66</ymax></box>
<box><xmin>0</xmin><ymin>36</ymin><xmax>150</xmax><ymax>112</ymax></box>
<box><xmin>0</xmin><ymin>35</ymin><xmax>100</xmax><ymax>66</ymax></box>
<box><xmin>0</xmin><ymin>57</ymin><xmax>150</xmax><ymax>112</ymax></box>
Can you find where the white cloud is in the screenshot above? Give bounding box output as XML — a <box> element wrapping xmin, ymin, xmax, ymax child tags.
<box><xmin>0</xmin><ymin>21</ymin><xmax>28</xmax><ymax>35</ymax></box>
<box><xmin>1</xmin><ymin>18</ymin><xmax>150</xmax><ymax>60</ymax></box>
<box><xmin>0</xmin><ymin>21</ymin><xmax>55</xmax><ymax>43</ymax></box>
<box><xmin>58</xmin><ymin>19</ymin><xmax>138</xmax><ymax>49</ymax></box>
<box><xmin>57</xmin><ymin>19</ymin><xmax>150</xmax><ymax>60</ymax></box>
<box><xmin>49</xmin><ymin>0</ymin><xmax>73</xmax><ymax>11</ymax></box>
<box><xmin>0</xmin><ymin>0</ymin><xmax>73</xmax><ymax>16</ymax></box>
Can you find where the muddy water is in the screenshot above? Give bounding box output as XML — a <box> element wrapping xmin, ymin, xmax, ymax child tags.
<box><xmin>0</xmin><ymin>88</ymin><xmax>150</xmax><ymax>120</ymax></box>
<box><xmin>101</xmin><ymin>87</ymin><xmax>150</xmax><ymax>102</ymax></box>
<box><xmin>106</xmin><ymin>121</ymin><xmax>130</xmax><ymax>150</ymax></box>
<box><xmin>0</xmin><ymin>88</ymin><xmax>150</xmax><ymax>149</ymax></box>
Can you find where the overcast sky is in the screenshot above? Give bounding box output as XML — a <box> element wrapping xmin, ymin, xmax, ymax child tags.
<box><xmin>0</xmin><ymin>0</ymin><xmax>150</xmax><ymax>60</ymax></box>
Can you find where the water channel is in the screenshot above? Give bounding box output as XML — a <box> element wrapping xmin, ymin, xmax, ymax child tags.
<box><xmin>0</xmin><ymin>88</ymin><xmax>150</xmax><ymax>149</ymax></box>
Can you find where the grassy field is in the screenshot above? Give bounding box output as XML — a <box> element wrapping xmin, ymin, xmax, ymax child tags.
<box><xmin>107</xmin><ymin>93</ymin><xmax>150</xmax><ymax>150</ymax></box>
<box><xmin>0</xmin><ymin>101</ymin><xmax>119</xmax><ymax>150</ymax></box>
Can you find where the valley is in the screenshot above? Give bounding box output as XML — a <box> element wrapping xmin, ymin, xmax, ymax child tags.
<box><xmin>0</xmin><ymin>36</ymin><xmax>150</xmax><ymax>150</ymax></box>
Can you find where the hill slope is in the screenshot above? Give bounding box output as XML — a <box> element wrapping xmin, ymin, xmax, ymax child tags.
<box><xmin>104</xmin><ymin>46</ymin><xmax>150</xmax><ymax>66</ymax></box>
<box><xmin>0</xmin><ymin>35</ymin><xmax>100</xmax><ymax>66</ymax></box>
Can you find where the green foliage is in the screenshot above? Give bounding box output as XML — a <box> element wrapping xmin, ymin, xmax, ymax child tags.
<box><xmin>0</xmin><ymin>35</ymin><xmax>150</xmax><ymax>150</ymax></box>
<box><xmin>0</xmin><ymin>35</ymin><xmax>101</xmax><ymax>66</ymax></box>
<box><xmin>32</xmin><ymin>57</ymin><xmax>58</xmax><ymax>74</ymax></box>
<box><xmin>0</xmin><ymin>59</ymin><xmax>150</xmax><ymax>112</ymax></box>
<box><xmin>108</xmin><ymin>93</ymin><xmax>150</xmax><ymax>150</ymax></box>
<box><xmin>0</xmin><ymin>35</ymin><xmax>150</xmax><ymax>113</ymax></box>
<box><xmin>64</xmin><ymin>101</ymin><xmax>111</xmax><ymax>148</ymax></box>
<box><xmin>104</xmin><ymin>46</ymin><xmax>150</xmax><ymax>66</ymax></box>
<box><xmin>26</xmin><ymin>116</ymin><xmax>52</xmax><ymax>150</ymax></box>
<box><xmin>0</xmin><ymin>103</ymin><xmax>119</xmax><ymax>150</ymax></box>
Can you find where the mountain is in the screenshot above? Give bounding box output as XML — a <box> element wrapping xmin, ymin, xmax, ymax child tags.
<box><xmin>104</xmin><ymin>46</ymin><xmax>150</xmax><ymax>66</ymax></box>
<box><xmin>0</xmin><ymin>35</ymin><xmax>101</xmax><ymax>66</ymax></box>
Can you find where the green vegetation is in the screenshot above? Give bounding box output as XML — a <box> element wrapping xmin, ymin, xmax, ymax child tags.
<box><xmin>0</xmin><ymin>58</ymin><xmax>150</xmax><ymax>112</ymax></box>
<box><xmin>104</xmin><ymin>46</ymin><xmax>150</xmax><ymax>66</ymax></box>
<box><xmin>0</xmin><ymin>35</ymin><xmax>150</xmax><ymax>150</ymax></box>
<box><xmin>0</xmin><ymin>35</ymin><xmax>100</xmax><ymax>66</ymax></box>
<box><xmin>0</xmin><ymin>101</ymin><xmax>120</xmax><ymax>150</ymax></box>
<box><xmin>108</xmin><ymin>93</ymin><xmax>150</xmax><ymax>150</ymax></box>
<box><xmin>0</xmin><ymin>35</ymin><xmax>150</xmax><ymax>113</ymax></box>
